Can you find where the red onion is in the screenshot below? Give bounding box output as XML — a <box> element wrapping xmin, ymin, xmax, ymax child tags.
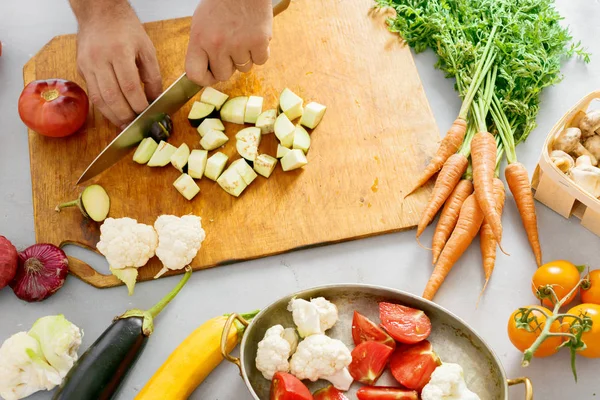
<box><xmin>10</xmin><ymin>243</ymin><xmax>69</xmax><ymax>302</ymax></box>
<box><xmin>0</xmin><ymin>236</ymin><xmax>18</xmax><ymax>289</ymax></box>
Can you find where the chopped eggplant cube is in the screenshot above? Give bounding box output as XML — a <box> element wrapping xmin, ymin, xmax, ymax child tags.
<box><xmin>188</xmin><ymin>101</ymin><xmax>217</xmax><ymax>127</ymax></box>
<box><xmin>300</xmin><ymin>101</ymin><xmax>327</xmax><ymax>129</ymax></box>
<box><xmin>236</xmin><ymin>127</ymin><xmax>261</xmax><ymax>146</ymax></box>
<box><xmin>256</xmin><ymin>109</ymin><xmax>278</xmax><ymax>134</ymax></box>
<box><xmin>133</xmin><ymin>137</ymin><xmax>158</xmax><ymax>164</ymax></box>
<box><xmin>293</xmin><ymin>125</ymin><xmax>311</xmax><ymax>154</ymax></box>
<box><xmin>276</xmin><ymin>144</ymin><xmax>291</xmax><ymax>159</ymax></box>
<box><xmin>281</xmin><ymin>149</ymin><xmax>308</xmax><ymax>171</ymax></box>
<box><xmin>231</xmin><ymin>158</ymin><xmax>257</xmax><ymax>185</ymax></box>
<box><xmin>220</xmin><ymin>96</ymin><xmax>248</xmax><ymax>124</ymax></box>
<box><xmin>244</xmin><ymin>96</ymin><xmax>264</xmax><ymax>124</ymax></box>
<box><xmin>204</xmin><ymin>152</ymin><xmax>229</xmax><ymax>181</ymax></box>
<box><xmin>236</xmin><ymin>140</ymin><xmax>258</xmax><ymax>162</ymax></box>
<box><xmin>173</xmin><ymin>173</ymin><xmax>200</xmax><ymax>200</ymax></box>
<box><xmin>200</xmin><ymin>129</ymin><xmax>229</xmax><ymax>151</ymax></box>
<box><xmin>254</xmin><ymin>154</ymin><xmax>278</xmax><ymax>178</ymax></box>
<box><xmin>170</xmin><ymin>143</ymin><xmax>190</xmax><ymax>172</ymax></box>
<box><xmin>200</xmin><ymin>87</ymin><xmax>229</xmax><ymax>110</ymax></box>
<box><xmin>279</xmin><ymin>88</ymin><xmax>303</xmax><ymax>121</ymax></box>
<box><xmin>274</xmin><ymin>113</ymin><xmax>295</xmax><ymax>147</ymax></box>
<box><xmin>147</xmin><ymin>141</ymin><xmax>177</xmax><ymax>167</ymax></box>
<box><xmin>197</xmin><ymin>118</ymin><xmax>225</xmax><ymax>137</ymax></box>
<box><xmin>187</xmin><ymin>150</ymin><xmax>208</xmax><ymax>179</ymax></box>
<box><xmin>217</xmin><ymin>167</ymin><xmax>247</xmax><ymax>197</ymax></box>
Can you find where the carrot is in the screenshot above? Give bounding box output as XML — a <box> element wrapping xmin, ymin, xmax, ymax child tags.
<box><xmin>505</xmin><ymin>162</ymin><xmax>542</xmax><ymax>266</ymax></box>
<box><xmin>416</xmin><ymin>153</ymin><xmax>469</xmax><ymax>238</ymax></box>
<box><xmin>407</xmin><ymin>119</ymin><xmax>468</xmax><ymax>195</ymax></box>
<box><xmin>479</xmin><ymin>177</ymin><xmax>506</xmax><ymax>296</ymax></box>
<box><xmin>431</xmin><ymin>178</ymin><xmax>473</xmax><ymax>264</ymax></box>
<box><xmin>422</xmin><ymin>193</ymin><xmax>485</xmax><ymax>300</ymax></box>
<box><xmin>406</xmin><ymin>27</ymin><xmax>497</xmax><ymax>196</ymax></box>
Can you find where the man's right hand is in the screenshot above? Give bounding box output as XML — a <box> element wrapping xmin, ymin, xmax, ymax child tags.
<box><xmin>69</xmin><ymin>0</ymin><xmax>163</xmax><ymax>129</ymax></box>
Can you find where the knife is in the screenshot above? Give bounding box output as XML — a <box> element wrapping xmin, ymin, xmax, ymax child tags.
<box><xmin>77</xmin><ymin>0</ymin><xmax>291</xmax><ymax>184</ymax></box>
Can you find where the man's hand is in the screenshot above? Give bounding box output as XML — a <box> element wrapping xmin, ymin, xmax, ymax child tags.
<box><xmin>185</xmin><ymin>0</ymin><xmax>273</xmax><ymax>86</ymax></box>
<box><xmin>69</xmin><ymin>0</ymin><xmax>162</xmax><ymax>129</ymax></box>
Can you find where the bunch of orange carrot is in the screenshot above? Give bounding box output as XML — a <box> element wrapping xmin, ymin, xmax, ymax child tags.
<box><xmin>410</xmin><ymin>29</ymin><xmax>542</xmax><ymax>301</ymax></box>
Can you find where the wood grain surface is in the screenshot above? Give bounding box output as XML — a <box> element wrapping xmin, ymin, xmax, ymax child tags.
<box><xmin>23</xmin><ymin>0</ymin><xmax>440</xmax><ymax>288</ymax></box>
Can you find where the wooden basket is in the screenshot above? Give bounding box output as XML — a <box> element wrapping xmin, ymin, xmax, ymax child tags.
<box><xmin>532</xmin><ymin>90</ymin><xmax>600</xmax><ymax>236</ymax></box>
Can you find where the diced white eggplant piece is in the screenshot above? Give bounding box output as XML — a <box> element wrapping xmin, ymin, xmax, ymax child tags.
<box><xmin>147</xmin><ymin>141</ymin><xmax>177</xmax><ymax>167</ymax></box>
<box><xmin>173</xmin><ymin>173</ymin><xmax>200</xmax><ymax>200</ymax></box>
<box><xmin>254</xmin><ymin>154</ymin><xmax>278</xmax><ymax>178</ymax></box>
<box><xmin>281</xmin><ymin>149</ymin><xmax>308</xmax><ymax>171</ymax></box>
<box><xmin>200</xmin><ymin>87</ymin><xmax>229</xmax><ymax>110</ymax></box>
<box><xmin>170</xmin><ymin>143</ymin><xmax>190</xmax><ymax>172</ymax></box>
<box><xmin>300</xmin><ymin>101</ymin><xmax>327</xmax><ymax>129</ymax></box>
<box><xmin>279</xmin><ymin>88</ymin><xmax>303</xmax><ymax>120</ymax></box>
<box><xmin>236</xmin><ymin>139</ymin><xmax>258</xmax><ymax>162</ymax></box>
<box><xmin>220</xmin><ymin>96</ymin><xmax>248</xmax><ymax>124</ymax></box>
<box><xmin>204</xmin><ymin>152</ymin><xmax>229</xmax><ymax>181</ymax></box>
<box><xmin>231</xmin><ymin>159</ymin><xmax>257</xmax><ymax>185</ymax></box>
<box><xmin>276</xmin><ymin>144</ymin><xmax>291</xmax><ymax>159</ymax></box>
<box><xmin>197</xmin><ymin>118</ymin><xmax>225</xmax><ymax>137</ymax></box>
<box><xmin>200</xmin><ymin>129</ymin><xmax>229</xmax><ymax>151</ymax></box>
<box><xmin>256</xmin><ymin>109</ymin><xmax>277</xmax><ymax>134</ymax></box>
<box><xmin>293</xmin><ymin>125</ymin><xmax>311</xmax><ymax>154</ymax></box>
<box><xmin>187</xmin><ymin>149</ymin><xmax>208</xmax><ymax>179</ymax></box>
<box><xmin>217</xmin><ymin>167</ymin><xmax>247</xmax><ymax>197</ymax></box>
<box><xmin>133</xmin><ymin>137</ymin><xmax>158</xmax><ymax>164</ymax></box>
<box><xmin>188</xmin><ymin>101</ymin><xmax>216</xmax><ymax>127</ymax></box>
<box><xmin>236</xmin><ymin>127</ymin><xmax>262</xmax><ymax>146</ymax></box>
<box><xmin>244</xmin><ymin>96</ymin><xmax>264</xmax><ymax>124</ymax></box>
<box><xmin>274</xmin><ymin>113</ymin><xmax>295</xmax><ymax>147</ymax></box>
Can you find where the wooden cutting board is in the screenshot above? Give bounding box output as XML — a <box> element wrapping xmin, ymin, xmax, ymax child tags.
<box><xmin>23</xmin><ymin>0</ymin><xmax>440</xmax><ymax>289</ymax></box>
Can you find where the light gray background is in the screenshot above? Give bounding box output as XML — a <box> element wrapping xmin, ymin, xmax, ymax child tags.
<box><xmin>1</xmin><ymin>1</ymin><xmax>600</xmax><ymax>399</ymax></box>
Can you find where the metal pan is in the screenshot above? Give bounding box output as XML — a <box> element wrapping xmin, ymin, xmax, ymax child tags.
<box><xmin>221</xmin><ymin>284</ymin><xmax>532</xmax><ymax>399</ymax></box>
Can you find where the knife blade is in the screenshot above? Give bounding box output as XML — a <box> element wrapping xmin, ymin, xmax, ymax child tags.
<box><xmin>76</xmin><ymin>74</ymin><xmax>201</xmax><ymax>184</ymax></box>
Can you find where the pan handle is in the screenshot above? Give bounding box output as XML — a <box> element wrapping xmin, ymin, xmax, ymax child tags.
<box><xmin>220</xmin><ymin>313</ymin><xmax>249</xmax><ymax>376</ymax></box>
<box><xmin>508</xmin><ymin>377</ymin><xmax>533</xmax><ymax>400</ymax></box>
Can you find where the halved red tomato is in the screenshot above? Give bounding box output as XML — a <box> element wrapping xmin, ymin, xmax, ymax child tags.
<box><xmin>348</xmin><ymin>341</ymin><xmax>394</xmax><ymax>385</ymax></box>
<box><xmin>356</xmin><ymin>387</ymin><xmax>418</xmax><ymax>400</ymax></box>
<box><xmin>379</xmin><ymin>302</ymin><xmax>431</xmax><ymax>344</ymax></box>
<box><xmin>389</xmin><ymin>340</ymin><xmax>439</xmax><ymax>390</ymax></box>
<box><xmin>352</xmin><ymin>311</ymin><xmax>396</xmax><ymax>349</ymax></box>
<box><xmin>271</xmin><ymin>372</ymin><xmax>314</xmax><ymax>400</ymax></box>
<box><xmin>313</xmin><ymin>385</ymin><xmax>349</xmax><ymax>400</ymax></box>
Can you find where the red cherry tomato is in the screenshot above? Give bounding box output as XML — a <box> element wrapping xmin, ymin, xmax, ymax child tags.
<box><xmin>348</xmin><ymin>341</ymin><xmax>394</xmax><ymax>385</ymax></box>
<box><xmin>352</xmin><ymin>311</ymin><xmax>396</xmax><ymax>349</ymax></box>
<box><xmin>389</xmin><ymin>340</ymin><xmax>439</xmax><ymax>390</ymax></box>
<box><xmin>270</xmin><ymin>372</ymin><xmax>314</xmax><ymax>400</ymax></box>
<box><xmin>379</xmin><ymin>302</ymin><xmax>432</xmax><ymax>344</ymax></box>
<box><xmin>356</xmin><ymin>387</ymin><xmax>418</xmax><ymax>400</ymax></box>
<box><xmin>313</xmin><ymin>385</ymin><xmax>349</xmax><ymax>400</ymax></box>
<box><xmin>18</xmin><ymin>79</ymin><xmax>89</xmax><ymax>138</ymax></box>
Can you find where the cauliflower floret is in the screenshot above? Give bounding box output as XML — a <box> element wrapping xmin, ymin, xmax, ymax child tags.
<box><xmin>310</xmin><ymin>297</ymin><xmax>338</xmax><ymax>332</ymax></box>
<box><xmin>96</xmin><ymin>217</ymin><xmax>158</xmax><ymax>269</ymax></box>
<box><xmin>255</xmin><ymin>325</ymin><xmax>294</xmax><ymax>380</ymax></box>
<box><xmin>154</xmin><ymin>215</ymin><xmax>206</xmax><ymax>278</ymax></box>
<box><xmin>288</xmin><ymin>298</ymin><xmax>339</xmax><ymax>337</ymax></box>
<box><xmin>289</xmin><ymin>334</ymin><xmax>353</xmax><ymax>391</ymax></box>
<box><xmin>282</xmin><ymin>328</ymin><xmax>299</xmax><ymax>353</ymax></box>
<box><xmin>0</xmin><ymin>332</ymin><xmax>62</xmax><ymax>400</ymax></box>
<box><xmin>421</xmin><ymin>363</ymin><xmax>480</xmax><ymax>400</ymax></box>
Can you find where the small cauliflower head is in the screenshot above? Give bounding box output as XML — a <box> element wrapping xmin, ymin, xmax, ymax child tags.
<box><xmin>421</xmin><ymin>363</ymin><xmax>480</xmax><ymax>400</ymax></box>
<box><xmin>255</xmin><ymin>325</ymin><xmax>295</xmax><ymax>380</ymax></box>
<box><xmin>310</xmin><ymin>297</ymin><xmax>339</xmax><ymax>332</ymax></box>
<box><xmin>96</xmin><ymin>217</ymin><xmax>158</xmax><ymax>269</ymax></box>
<box><xmin>154</xmin><ymin>215</ymin><xmax>206</xmax><ymax>278</ymax></box>
<box><xmin>288</xmin><ymin>297</ymin><xmax>339</xmax><ymax>337</ymax></box>
<box><xmin>0</xmin><ymin>332</ymin><xmax>62</xmax><ymax>400</ymax></box>
<box><xmin>28</xmin><ymin>315</ymin><xmax>82</xmax><ymax>378</ymax></box>
<box><xmin>289</xmin><ymin>334</ymin><xmax>353</xmax><ymax>391</ymax></box>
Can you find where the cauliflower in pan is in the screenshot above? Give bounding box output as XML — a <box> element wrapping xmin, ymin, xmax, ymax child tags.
<box><xmin>421</xmin><ymin>363</ymin><xmax>481</xmax><ymax>400</ymax></box>
<box><xmin>288</xmin><ymin>297</ymin><xmax>339</xmax><ymax>337</ymax></box>
<box><xmin>255</xmin><ymin>325</ymin><xmax>298</xmax><ymax>380</ymax></box>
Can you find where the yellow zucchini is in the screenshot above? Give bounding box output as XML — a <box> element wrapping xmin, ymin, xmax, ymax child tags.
<box><xmin>134</xmin><ymin>311</ymin><xmax>259</xmax><ymax>399</ymax></box>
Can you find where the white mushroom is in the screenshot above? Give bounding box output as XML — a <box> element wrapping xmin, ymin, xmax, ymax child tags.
<box><xmin>553</xmin><ymin>127</ymin><xmax>598</xmax><ymax>165</ymax></box>
<box><xmin>570</xmin><ymin>155</ymin><xmax>600</xmax><ymax>198</ymax></box>
<box><xmin>584</xmin><ymin>135</ymin><xmax>600</xmax><ymax>162</ymax></box>
<box><xmin>550</xmin><ymin>150</ymin><xmax>575</xmax><ymax>174</ymax></box>
<box><xmin>579</xmin><ymin>110</ymin><xmax>600</xmax><ymax>139</ymax></box>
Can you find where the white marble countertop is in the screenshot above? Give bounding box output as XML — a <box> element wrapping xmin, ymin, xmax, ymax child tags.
<box><xmin>1</xmin><ymin>0</ymin><xmax>600</xmax><ymax>399</ymax></box>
